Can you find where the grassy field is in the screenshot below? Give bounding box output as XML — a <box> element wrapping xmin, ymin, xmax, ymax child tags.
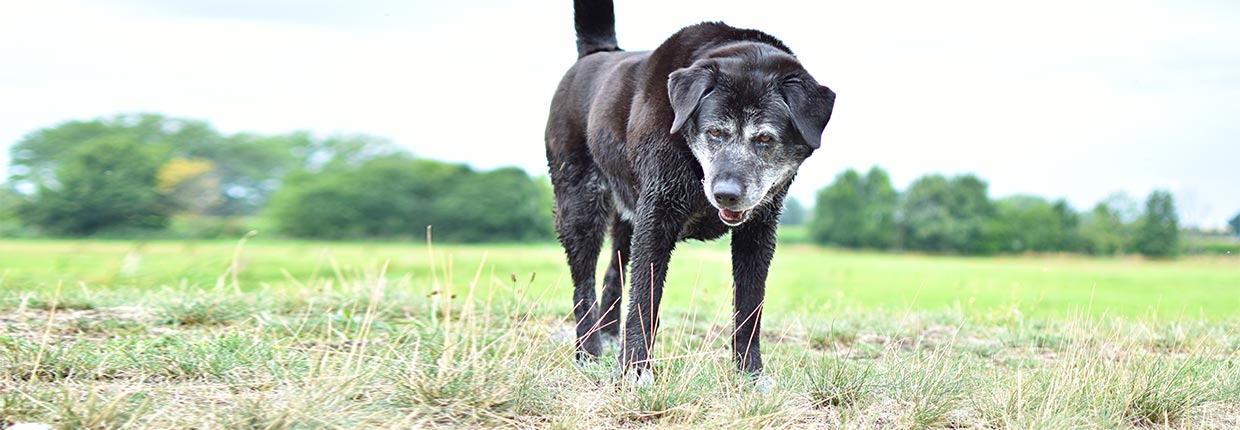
<box><xmin>2</xmin><ymin>236</ymin><xmax>1238</xmax><ymax>319</ymax></box>
<box><xmin>1</xmin><ymin>237</ymin><xmax>1238</xmax><ymax>429</ymax></box>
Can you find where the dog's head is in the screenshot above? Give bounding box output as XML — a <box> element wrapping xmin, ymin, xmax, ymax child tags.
<box><xmin>668</xmin><ymin>43</ymin><xmax>835</xmax><ymax>226</ymax></box>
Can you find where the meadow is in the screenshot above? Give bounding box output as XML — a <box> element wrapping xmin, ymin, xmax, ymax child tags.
<box><xmin>1</xmin><ymin>235</ymin><xmax>1238</xmax><ymax>429</ymax></box>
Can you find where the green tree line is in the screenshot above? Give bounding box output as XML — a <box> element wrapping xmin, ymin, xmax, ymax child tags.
<box><xmin>809</xmin><ymin>166</ymin><xmax>1195</xmax><ymax>258</ymax></box>
<box><xmin>1</xmin><ymin>114</ymin><xmax>553</xmax><ymax>241</ymax></box>
<box><xmin>2</xmin><ymin>115</ymin><xmax>1236</xmax><ymax>252</ymax></box>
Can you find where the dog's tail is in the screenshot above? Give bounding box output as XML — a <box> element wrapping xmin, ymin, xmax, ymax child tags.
<box><xmin>574</xmin><ymin>0</ymin><xmax>620</xmax><ymax>58</ymax></box>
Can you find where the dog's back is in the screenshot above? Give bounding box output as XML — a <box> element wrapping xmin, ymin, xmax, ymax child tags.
<box><xmin>546</xmin><ymin>2</ymin><xmax>649</xmax><ymax>214</ymax></box>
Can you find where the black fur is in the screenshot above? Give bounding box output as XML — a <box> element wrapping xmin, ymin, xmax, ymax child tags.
<box><xmin>573</xmin><ymin>0</ymin><xmax>620</xmax><ymax>58</ymax></box>
<box><xmin>548</xmin><ymin>1</ymin><xmax>836</xmax><ymax>378</ymax></box>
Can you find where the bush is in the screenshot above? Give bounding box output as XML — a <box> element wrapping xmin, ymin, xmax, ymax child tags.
<box><xmin>984</xmin><ymin>196</ymin><xmax>1083</xmax><ymax>254</ymax></box>
<box><xmin>266</xmin><ymin>156</ymin><xmax>553</xmax><ymax>242</ymax></box>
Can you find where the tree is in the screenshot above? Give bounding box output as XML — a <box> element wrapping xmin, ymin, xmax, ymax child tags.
<box><xmin>811</xmin><ymin>169</ymin><xmax>865</xmax><ymax>247</ymax></box>
<box><xmin>901</xmin><ymin>174</ymin><xmax>994</xmax><ymax>254</ymax></box>
<box><xmin>9</xmin><ymin>114</ymin><xmax>213</xmax><ymax>191</ymax></box>
<box><xmin>985</xmin><ymin>195</ymin><xmax>1049</xmax><ymax>253</ymax></box>
<box><xmin>8</xmin><ymin>112</ymin><xmax>545</xmax><ymax>240</ymax></box>
<box><xmin>1079</xmin><ymin>202</ymin><xmax>1131</xmax><ymax>256</ymax></box>
<box><xmin>182</xmin><ymin>132</ymin><xmax>306</xmax><ymax>216</ymax></box>
<box><xmin>1050</xmin><ymin>199</ymin><xmax>1084</xmax><ymax>252</ymax></box>
<box><xmin>1079</xmin><ymin>191</ymin><xmax>1141</xmax><ymax>256</ymax></box>
<box><xmin>0</xmin><ymin>183</ymin><xmax>20</xmax><ymax>236</ymax></box>
<box><xmin>779</xmin><ymin>197</ymin><xmax>806</xmax><ymax>226</ymax></box>
<box><xmin>157</xmin><ymin>158</ymin><xmax>221</xmax><ymax>215</ymax></box>
<box><xmin>860</xmin><ymin>167</ymin><xmax>899</xmax><ymax>248</ymax></box>
<box><xmin>1100</xmin><ymin>192</ymin><xmax>1141</xmax><ymax>224</ymax></box>
<box><xmin>17</xmin><ymin>136</ymin><xmax>170</xmax><ymax>235</ymax></box>
<box><xmin>7</xmin><ymin>114</ymin><xmax>389</xmax><ymax>218</ymax></box>
<box><xmin>1229</xmin><ymin>212</ymin><xmax>1240</xmax><ymax>237</ymax></box>
<box><xmin>810</xmin><ymin>167</ymin><xmax>897</xmax><ymax>249</ymax></box>
<box><xmin>1132</xmin><ymin>190</ymin><xmax>1179</xmax><ymax>258</ymax></box>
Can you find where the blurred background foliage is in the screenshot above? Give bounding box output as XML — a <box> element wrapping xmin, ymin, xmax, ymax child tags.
<box><xmin>3</xmin><ymin>113</ymin><xmax>554</xmax><ymax>242</ymax></box>
<box><xmin>2</xmin><ymin>113</ymin><xmax>1236</xmax><ymax>257</ymax></box>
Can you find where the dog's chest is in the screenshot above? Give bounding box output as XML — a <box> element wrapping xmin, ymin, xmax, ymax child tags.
<box><xmin>678</xmin><ymin>210</ymin><xmax>730</xmax><ymax>241</ymax></box>
<box><xmin>602</xmin><ymin>171</ymin><xmax>727</xmax><ymax>241</ymax></box>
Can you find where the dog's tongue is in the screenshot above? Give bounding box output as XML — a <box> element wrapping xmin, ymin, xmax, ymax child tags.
<box><xmin>719</xmin><ymin>209</ymin><xmax>746</xmax><ymax>223</ymax></box>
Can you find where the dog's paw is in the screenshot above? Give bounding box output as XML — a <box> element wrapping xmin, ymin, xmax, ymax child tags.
<box><xmin>574</xmin><ymin>352</ymin><xmax>598</xmax><ymax>368</ymax></box>
<box><xmin>612</xmin><ymin>364</ymin><xmax>654</xmax><ymax>388</ymax></box>
<box><xmin>626</xmin><ymin>368</ymin><xmax>654</xmax><ymax>388</ymax></box>
<box><xmin>752</xmin><ymin>374</ymin><xmax>776</xmax><ymax>394</ymax></box>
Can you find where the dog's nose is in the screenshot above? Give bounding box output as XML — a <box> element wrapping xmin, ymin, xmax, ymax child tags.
<box><xmin>713</xmin><ymin>178</ymin><xmax>742</xmax><ymax>207</ymax></box>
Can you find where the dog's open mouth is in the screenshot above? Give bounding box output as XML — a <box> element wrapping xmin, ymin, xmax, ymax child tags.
<box><xmin>719</xmin><ymin>208</ymin><xmax>748</xmax><ymax>225</ymax></box>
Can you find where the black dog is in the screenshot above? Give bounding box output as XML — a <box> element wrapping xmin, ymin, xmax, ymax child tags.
<box><xmin>545</xmin><ymin>0</ymin><xmax>835</xmax><ymax>380</ymax></box>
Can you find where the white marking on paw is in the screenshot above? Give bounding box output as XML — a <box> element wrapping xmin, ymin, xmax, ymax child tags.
<box><xmin>627</xmin><ymin>369</ymin><xmax>654</xmax><ymax>387</ymax></box>
<box><xmin>754</xmin><ymin>375</ymin><xmax>776</xmax><ymax>394</ymax></box>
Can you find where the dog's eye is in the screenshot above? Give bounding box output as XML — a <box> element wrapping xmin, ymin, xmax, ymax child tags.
<box><xmin>708</xmin><ymin>129</ymin><xmax>722</xmax><ymax>138</ymax></box>
<box><xmin>757</xmin><ymin>134</ymin><xmax>772</xmax><ymax>143</ymax></box>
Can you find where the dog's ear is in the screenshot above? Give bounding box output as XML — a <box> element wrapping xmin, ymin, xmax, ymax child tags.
<box><xmin>667</xmin><ymin>64</ymin><xmax>715</xmax><ymax>134</ymax></box>
<box><xmin>781</xmin><ymin>78</ymin><xmax>836</xmax><ymax>149</ymax></box>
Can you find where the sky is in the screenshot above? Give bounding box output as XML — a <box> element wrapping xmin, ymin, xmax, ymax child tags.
<box><xmin>1</xmin><ymin>0</ymin><xmax>1237</xmax><ymax>228</ymax></box>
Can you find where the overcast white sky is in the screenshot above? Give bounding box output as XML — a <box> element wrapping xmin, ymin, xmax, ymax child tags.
<box><xmin>1</xmin><ymin>0</ymin><xmax>1237</xmax><ymax>227</ymax></box>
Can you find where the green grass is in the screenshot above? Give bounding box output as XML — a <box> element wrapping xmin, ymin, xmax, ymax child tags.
<box><xmin>1</xmin><ymin>236</ymin><xmax>1237</xmax><ymax>319</ymax></box>
<box><xmin>0</xmin><ymin>237</ymin><xmax>1237</xmax><ymax>429</ymax></box>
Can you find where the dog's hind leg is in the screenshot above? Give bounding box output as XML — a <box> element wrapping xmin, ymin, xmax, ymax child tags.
<box><xmin>599</xmin><ymin>213</ymin><xmax>631</xmax><ymax>347</ymax></box>
<box><xmin>551</xmin><ymin>159</ymin><xmax>611</xmax><ymax>361</ymax></box>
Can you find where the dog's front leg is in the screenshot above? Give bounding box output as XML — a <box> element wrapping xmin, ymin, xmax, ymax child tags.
<box><xmin>620</xmin><ymin>194</ymin><xmax>688</xmax><ymax>378</ymax></box>
<box><xmin>730</xmin><ymin>214</ymin><xmax>779</xmax><ymax>375</ymax></box>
